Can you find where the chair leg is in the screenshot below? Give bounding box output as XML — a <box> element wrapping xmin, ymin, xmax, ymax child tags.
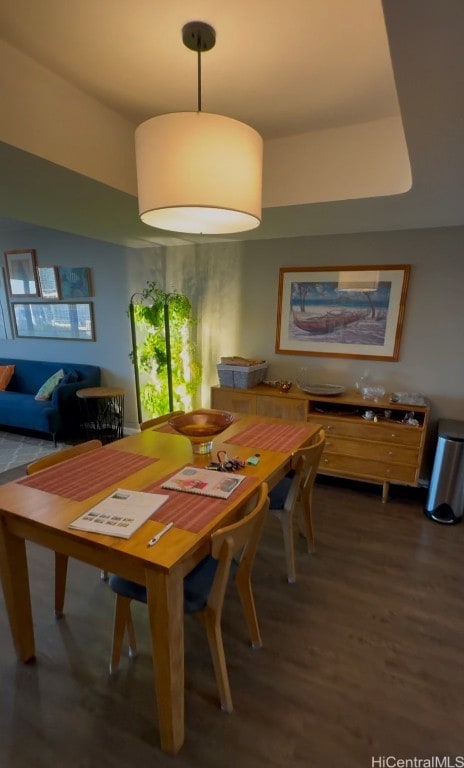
<box><xmin>273</xmin><ymin>509</ymin><xmax>296</xmax><ymax>583</ymax></box>
<box><xmin>299</xmin><ymin>498</ymin><xmax>316</xmax><ymax>554</ymax></box>
<box><xmin>110</xmin><ymin>595</ymin><xmax>137</xmax><ymax>673</ymax></box>
<box><xmin>235</xmin><ymin>569</ymin><xmax>262</xmax><ymax>649</ymax></box>
<box><xmin>126</xmin><ymin>609</ymin><xmax>138</xmax><ymax>659</ymax></box>
<box><xmin>201</xmin><ymin>609</ymin><xmax>233</xmax><ymax>714</ymax></box>
<box><xmin>54</xmin><ymin>552</ymin><xmax>68</xmax><ymax>617</ymax></box>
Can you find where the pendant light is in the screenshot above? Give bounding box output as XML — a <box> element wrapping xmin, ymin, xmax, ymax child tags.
<box><xmin>135</xmin><ymin>21</ymin><xmax>263</xmax><ymax>235</ymax></box>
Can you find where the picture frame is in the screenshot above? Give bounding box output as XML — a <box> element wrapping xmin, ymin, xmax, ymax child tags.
<box><xmin>37</xmin><ymin>266</ymin><xmax>60</xmax><ymax>299</ymax></box>
<box><xmin>275</xmin><ymin>264</ymin><xmax>410</xmax><ymax>361</ymax></box>
<box><xmin>0</xmin><ymin>267</ymin><xmax>13</xmax><ymax>339</ymax></box>
<box><xmin>4</xmin><ymin>249</ymin><xmax>39</xmax><ymax>297</ymax></box>
<box><xmin>58</xmin><ymin>267</ymin><xmax>92</xmax><ymax>299</ymax></box>
<box><xmin>12</xmin><ymin>301</ymin><xmax>95</xmax><ymax>341</ymax></box>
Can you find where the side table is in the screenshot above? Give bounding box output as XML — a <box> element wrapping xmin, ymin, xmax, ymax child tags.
<box><xmin>76</xmin><ymin>386</ymin><xmax>125</xmax><ymax>444</ymax></box>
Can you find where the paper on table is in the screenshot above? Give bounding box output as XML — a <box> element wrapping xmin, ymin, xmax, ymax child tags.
<box><xmin>69</xmin><ymin>488</ymin><xmax>169</xmax><ymax>539</ymax></box>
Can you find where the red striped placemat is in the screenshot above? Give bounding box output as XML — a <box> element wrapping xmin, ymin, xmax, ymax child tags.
<box><xmin>226</xmin><ymin>422</ymin><xmax>315</xmax><ymax>452</ymax></box>
<box><xmin>143</xmin><ymin>472</ymin><xmax>257</xmax><ymax>533</ymax></box>
<box><xmin>18</xmin><ymin>449</ymin><xmax>159</xmax><ymax>501</ymax></box>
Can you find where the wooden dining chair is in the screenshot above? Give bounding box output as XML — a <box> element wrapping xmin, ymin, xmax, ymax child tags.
<box><xmin>27</xmin><ymin>439</ymin><xmax>104</xmax><ymax>615</ymax></box>
<box><xmin>108</xmin><ymin>482</ymin><xmax>269</xmax><ymax>714</ymax></box>
<box><xmin>268</xmin><ymin>430</ymin><xmax>325</xmax><ymax>583</ymax></box>
<box><xmin>140</xmin><ymin>410</ymin><xmax>185</xmax><ymax>430</ymax></box>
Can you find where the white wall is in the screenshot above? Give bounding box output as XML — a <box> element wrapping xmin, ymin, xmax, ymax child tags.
<box><xmin>0</xmin><ymin>41</ymin><xmax>136</xmax><ymax>195</ymax></box>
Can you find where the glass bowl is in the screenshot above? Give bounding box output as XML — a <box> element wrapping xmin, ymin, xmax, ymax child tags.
<box><xmin>168</xmin><ymin>409</ymin><xmax>234</xmax><ymax>453</ymax></box>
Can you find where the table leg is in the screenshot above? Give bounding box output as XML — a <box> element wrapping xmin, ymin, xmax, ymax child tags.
<box><xmin>0</xmin><ymin>517</ymin><xmax>35</xmax><ymax>661</ymax></box>
<box><xmin>145</xmin><ymin>566</ymin><xmax>184</xmax><ymax>754</ymax></box>
<box><xmin>54</xmin><ymin>552</ymin><xmax>69</xmax><ymax>617</ymax></box>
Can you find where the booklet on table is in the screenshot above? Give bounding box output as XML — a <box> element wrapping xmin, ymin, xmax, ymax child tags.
<box><xmin>161</xmin><ymin>466</ymin><xmax>246</xmax><ymax>499</ymax></box>
<box><xmin>69</xmin><ymin>489</ymin><xmax>169</xmax><ymax>539</ymax></box>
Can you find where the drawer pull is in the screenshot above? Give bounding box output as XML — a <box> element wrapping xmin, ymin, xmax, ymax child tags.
<box><xmin>388</xmin><ymin>451</ymin><xmax>393</xmax><ymax>456</ymax></box>
<box><xmin>391</xmin><ymin>433</ymin><xmax>397</xmax><ymax>438</ymax></box>
<box><xmin>326</xmin><ymin>424</ymin><xmax>334</xmax><ymax>431</ymax></box>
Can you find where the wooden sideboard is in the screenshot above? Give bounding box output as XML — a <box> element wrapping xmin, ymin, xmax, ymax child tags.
<box><xmin>211</xmin><ymin>384</ymin><xmax>430</xmax><ymax>502</ymax></box>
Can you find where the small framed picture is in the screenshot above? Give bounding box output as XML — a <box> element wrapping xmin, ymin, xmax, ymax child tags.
<box><xmin>4</xmin><ymin>249</ymin><xmax>39</xmax><ymax>297</ymax></box>
<box><xmin>37</xmin><ymin>266</ymin><xmax>60</xmax><ymax>299</ymax></box>
<box><xmin>58</xmin><ymin>267</ymin><xmax>92</xmax><ymax>299</ymax></box>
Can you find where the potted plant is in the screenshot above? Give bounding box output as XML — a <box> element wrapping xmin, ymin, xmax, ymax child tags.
<box><xmin>129</xmin><ymin>282</ymin><xmax>201</xmax><ymax>422</ymax></box>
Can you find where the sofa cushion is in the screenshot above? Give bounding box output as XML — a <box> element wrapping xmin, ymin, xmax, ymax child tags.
<box><xmin>0</xmin><ymin>391</ymin><xmax>60</xmax><ymax>434</ymax></box>
<box><xmin>35</xmin><ymin>369</ymin><xmax>65</xmax><ymax>401</ymax></box>
<box><xmin>0</xmin><ymin>364</ymin><xmax>15</xmax><ymax>390</ymax></box>
<box><xmin>62</xmin><ymin>369</ymin><xmax>80</xmax><ymax>385</ymax></box>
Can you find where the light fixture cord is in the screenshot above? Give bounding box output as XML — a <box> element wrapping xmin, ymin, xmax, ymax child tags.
<box><xmin>197</xmin><ymin>48</ymin><xmax>202</xmax><ymax>112</ymax></box>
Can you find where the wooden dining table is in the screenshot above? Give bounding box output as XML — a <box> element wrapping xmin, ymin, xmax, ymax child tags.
<box><xmin>0</xmin><ymin>412</ymin><xmax>320</xmax><ymax>754</ymax></box>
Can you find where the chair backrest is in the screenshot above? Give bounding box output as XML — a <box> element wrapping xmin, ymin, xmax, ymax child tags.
<box><xmin>282</xmin><ymin>430</ymin><xmax>326</xmax><ymax>513</ymax></box>
<box><xmin>206</xmin><ymin>482</ymin><xmax>269</xmax><ymax>617</ymax></box>
<box><xmin>26</xmin><ymin>439</ymin><xmax>103</xmax><ymax>474</ymax></box>
<box><xmin>109</xmin><ymin>482</ymin><xmax>269</xmax><ymax>613</ymax></box>
<box><xmin>140</xmin><ymin>410</ymin><xmax>185</xmax><ymax>430</ymax></box>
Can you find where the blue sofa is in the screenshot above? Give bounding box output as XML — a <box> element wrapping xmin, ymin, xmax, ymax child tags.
<box><xmin>0</xmin><ymin>357</ymin><xmax>101</xmax><ymax>442</ymax></box>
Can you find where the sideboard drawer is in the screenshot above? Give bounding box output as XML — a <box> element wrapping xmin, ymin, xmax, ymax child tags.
<box><xmin>324</xmin><ymin>436</ymin><xmax>419</xmax><ymax>466</ymax></box>
<box><xmin>320</xmin><ymin>453</ymin><xmax>418</xmax><ymax>484</ymax></box>
<box><xmin>309</xmin><ymin>415</ymin><xmax>422</xmax><ymax>447</ymax></box>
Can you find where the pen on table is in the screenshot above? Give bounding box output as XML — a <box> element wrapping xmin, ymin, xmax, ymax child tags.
<box><xmin>147</xmin><ymin>521</ymin><xmax>174</xmax><ymax>547</ymax></box>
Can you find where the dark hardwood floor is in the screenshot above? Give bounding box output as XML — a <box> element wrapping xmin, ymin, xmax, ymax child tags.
<box><xmin>1</xmin><ymin>475</ymin><xmax>463</xmax><ymax>768</ymax></box>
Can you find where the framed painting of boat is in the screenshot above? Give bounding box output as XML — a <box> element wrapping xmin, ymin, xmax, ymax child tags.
<box><xmin>275</xmin><ymin>265</ymin><xmax>410</xmax><ymax>361</ymax></box>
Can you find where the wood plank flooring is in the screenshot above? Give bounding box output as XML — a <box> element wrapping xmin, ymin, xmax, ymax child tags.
<box><xmin>0</xmin><ymin>477</ymin><xmax>463</xmax><ymax>768</ymax></box>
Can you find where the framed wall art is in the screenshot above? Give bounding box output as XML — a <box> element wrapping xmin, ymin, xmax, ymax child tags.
<box><xmin>0</xmin><ymin>267</ymin><xmax>13</xmax><ymax>339</ymax></box>
<box><xmin>58</xmin><ymin>267</ymin><xmax>92</xmax><ymax>299</ymax></box>
<box><xmin>4</xmin><ymin>249</ymin><xmax>39</xmax><ymax>297</ymax></box>
<box><xmin>37</xmin><ymin>266</ymin><xmax>60</xmax><ymax>299</ymax></box>
<box><xmin>12</xmin><ymin>302</ymin><xmax>95</xmax><ymax>341</ymax></box>
<box><xmin>275</xmin><ymin>264</ymin><xmax>410</xmax><ymax>361</ymax></box>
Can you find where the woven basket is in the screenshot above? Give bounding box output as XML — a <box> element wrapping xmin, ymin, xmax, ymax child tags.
<box><xmin>217</xmin><ymin>363</ymin><xmax>268</xmax><ymax>389</ymax></box>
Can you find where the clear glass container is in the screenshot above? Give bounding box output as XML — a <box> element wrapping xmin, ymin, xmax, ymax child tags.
<box><xmin>297</xmin><ymin>367</ymin><xmax>309</xmax><ymax>388</ymax></box>
<box><xmin>361</xmin><ymin>384</ymin><xmax>386</xmax><ymax>402</ymax></box>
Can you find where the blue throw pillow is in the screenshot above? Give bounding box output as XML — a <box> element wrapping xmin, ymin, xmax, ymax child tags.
<box><xmin>62</xmin><ymin>369</ymin><xmax>79</xmax><ymax>385</ymax></box>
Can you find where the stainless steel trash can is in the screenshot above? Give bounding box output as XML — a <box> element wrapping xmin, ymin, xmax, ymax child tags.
<box><xmin>425</xmin><ymin>419</ymin><xmax>464</xmax><ymax>524</ymax></box>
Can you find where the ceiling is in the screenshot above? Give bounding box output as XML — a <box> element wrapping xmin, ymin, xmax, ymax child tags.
<box><xmin>0</xmin><ymin>0</ymin><xmax>463</xmax><ymax>247</ymax></box>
